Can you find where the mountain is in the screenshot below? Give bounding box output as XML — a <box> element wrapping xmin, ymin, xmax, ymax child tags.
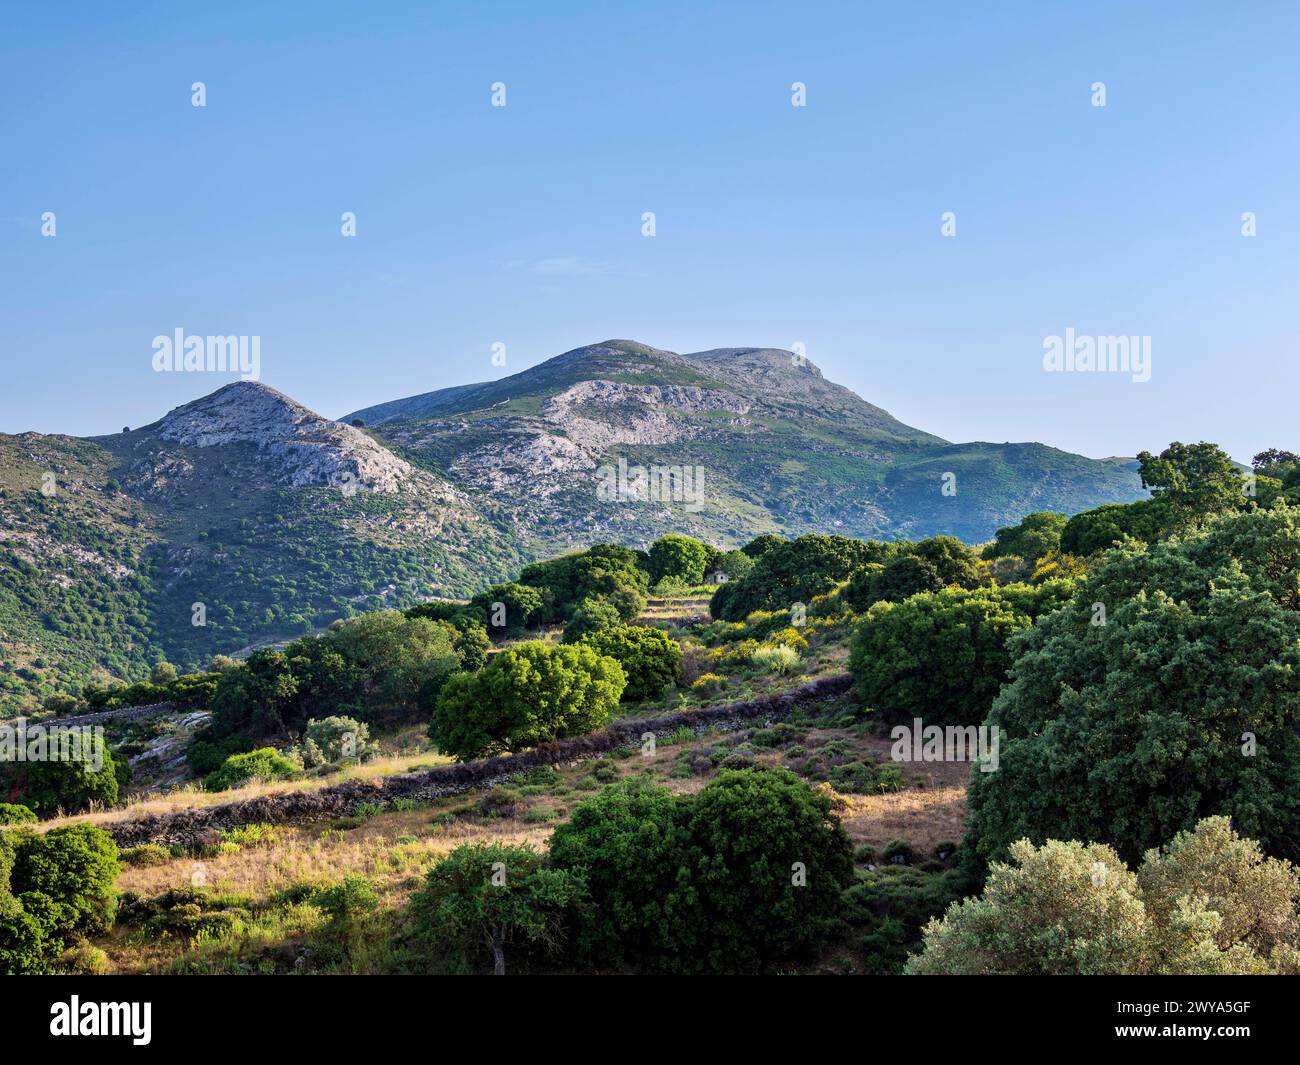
<box><xmin>345</xmin><ymin>339</ymin><xmax>1145</xmax><ymax>553</ymax></box>
<box><xmin>0</xmin><ymin>341</ymin><xmax>1145</xmax><ymax>713</ymax></box>
<box><xmin>0</xmin><ymin>382</ymin><xmax>520</xmax><ymax>712</ymax></box>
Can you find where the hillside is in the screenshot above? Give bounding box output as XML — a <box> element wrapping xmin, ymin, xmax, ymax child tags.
<box><xmin>346</xmin><ymin>339</ymin><xmax>1145</xmax><ymax>551</ymax></box>
<box><xmin>0</xmin><ymin>342</ymin><xmax>1145</xmax><ymax>712</ymax></box>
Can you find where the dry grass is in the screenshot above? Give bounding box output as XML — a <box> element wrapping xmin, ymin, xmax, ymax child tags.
<box><xmin>43</xmin><ymin>750</ymin><xmax>453</xmax><ymax>831</ymax></box>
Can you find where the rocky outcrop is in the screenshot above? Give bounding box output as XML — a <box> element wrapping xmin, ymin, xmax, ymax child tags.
<box><xmin>542</xmin><ymin>380</ymin><xmax>751</xmax><ymax>450</ymax></box>
<box><xmin>153</xmin><ymin>381</ymin><xmax>418</xmax><ymax>493</ymax></box>
<box><xmin>101</xmin><ymin>673</ymin><xmax>854</xmax><ymax>847</ymax></box>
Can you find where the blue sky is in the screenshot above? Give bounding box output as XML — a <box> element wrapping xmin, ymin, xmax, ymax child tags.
<box><xmin>2</xmin><ymin>1</ymin><xmax>1297</xmax><ymax>463</ymax></box>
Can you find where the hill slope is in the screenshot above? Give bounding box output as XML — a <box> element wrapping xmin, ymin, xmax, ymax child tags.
<box><xmin>345</xmin><ymin>339</ymin><xmax>1145</xmax><ymax>552</ymax></box>
<box><xmin>1</xmin><ymin>341</ymin><xmax>1145</xmax><ymax>712</ymax></box>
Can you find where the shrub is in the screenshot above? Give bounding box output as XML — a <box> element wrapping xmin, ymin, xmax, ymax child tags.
<box><xmin>648</xmin><ymin>535</ymin><xmax>714</xmax><ymax>586</ymax></box>
<box><xmin>294</xmin><ymin>715</ymin><xmax>372</xmax><ymax>768</ymax></box>
<box><xmin>751</xmin><ymin>644</ymin><xmax>800</xmax><ymax>675</ymax></box>
<box><xmin>848</xmin><ymin>587</ymin><xmax>1032</xmax><ymax>727</ymax></box>
<box><xmin>550</xmin><ymin>768</ymin><xmax>855</xmax><ymax>973</ymax></box>
<box><xmin>580</xmin><ymin>625</ymin><xmax>682</xmax><ymax>701</ymax></box>
<box><xmin>841</xmin><ymin>864</ymin><xmax>975</xmax><ymax>974</ymax></box>
<box><xmin>313</xmin><ymin>875</ymin><xmax>379</xmax><ymax>944</ymax></box>
<box><xmin>203</xmin><ymin>747</ymin><xmax>298</xmax><ymax>792</ymax></box>
<box><xmin>431</xmin><ymin>642</ymin><xmax>626</xmax><ymax>760</ymax></box>
<box><xmin>11</xmin><ymin>824</ymin><xmax>121</xmax><ymax>938</ymax></box>
<box><xmin>711</xmin><ymin>535</ymin><xmax>883</xmax><ymax>621</ymax></box>
<box><xmin>908</xmin><ymin>817</ymin><xmax>1300</xmax><ymax>975</ymax></box>
<box><xmin>0</xmin><ymin>804</ymin><xmax>36</xmax><ymax>826</ymax></box>
<box><xmin>468</xmin><ymin>582</ymin><xmax>545</xmax><ymax>637</ymax></box>
<box><xmin>121</xmin><ymin>843</ymin><xmax>171</xmax><ymax>867</ymax></box>
<box><xmin>561</xmin><ymin>596</ymin><xmax>623</xmax><ymax>643</ymax></box>
<box><xmin>405</xmin><ymin>843</ymin><xmax>585</xmax><ymax>974</ymax></box>
<box><xmin>0</xmin><ymin>732</ymin><xmax>121</xmax><ymax>816</ymax></box>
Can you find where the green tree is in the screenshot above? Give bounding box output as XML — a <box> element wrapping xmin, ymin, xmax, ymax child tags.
<box><xmin>430</xmin><ymin>642</ymin><xmax>626</xmax><ymax>760</ymax></box>
<box><xmin>967</xmin><ymin>505</ymin><xmax>1300</xmax><ymax>869</ymax></box>
<box><xmin>1137</xmin><ymin>440</ymin><xmax>1244</xmax><ymax>526</ymax></box>
<box><xmin>647</xmin><ymin>535</ymin><xmax>713</xmax><ymax>586</ymax></box>
<box><xmin>711</xmin><ymin>535</ymin><xmax>882</xmax><ymax>621</ymax></box>
<box><xmin>580</xmin><ymin>625</ymin><xmax>681</xmax><ymax>701</ymax></box>
<box><xmin>204</xmin><ymin>747</ymin><xmax>298</xmax><ymax>791</ymax></box>
<box><xmin>849</xmin><ymin>587</ymin><xmax>1032</xmax><ymax>727</ymax></box>
<box><xmin>406</xmin><ymin>843</ymin><xmax>585</xmax><ymax>974</ymax></box>
<box><xmin>468</xmin><ymin>582</ymin><xmax>544</xmax><ymax>637</ymax></box>
<box><xmin>1</xmin><ymin>732</ymin><xmax>121</xmax><ymax>816</ymax></box>
<box><xmin>985</xmin><ymin>512</ymin><xmax>1067</xmax><ymax>563</ymax></box>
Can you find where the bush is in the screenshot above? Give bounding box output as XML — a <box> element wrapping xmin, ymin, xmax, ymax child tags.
<box><xmin>121</xmin><ymin>843</ymin><xmax>171</xmax><ymax>867</ymax></box>
<box><xmin>648</xmin><ymin>535</ymin><xmax>714</xmax><ymax>586</ymax></box>
<box><xmin>431</xmin><ymin>642</ymin><xmax>626</xmax><ymax>760</ymax></box>
<box><xmin>550</xmin><ymin>767</ymin><xmax>855</xmax><ymax>973</ymax></box>
<box><xmin>848</xmin><ymin>587</ymin><xmax>1032</xmax><ymax>727</ymax></box>
<box><xmin>908</xmin><ymin>817</ymin><xmax>1300</xmax><ymax>975</ymax></box>
<box><xmin>11</xmin><ymin>824</ymin><xmax>121</xmax><ymax>939</ymax></box>
<box><xmin>711</xmin><ymin>535</ymin><xmax>883</xmax><ymax>621</ymax></box>
<box><xmin>751</xmin><ymin>644</ymin><xmax>800</xmax><ymax>675</ymax></box>
<box><xmin>204</xmin><ymin>747</ymin><xmax>298</xmax><ymax>792</ymax></box>
<box><xmin>468</xmin><ymin>582</ymin><xmax>544</xmax><ymax>637</ymax></box>
<box><xmin>0</xmin><ymin>733</ymin><xmax>121</xmax><ymax>816</ymax></box>
<box><xmin>561</xmin><ymin>596</ymin><xmax>623</xmax><ymax>643</ymax></box>
<box><xmin>580</xmin><ymin>625</ymin><xmax>681</xmax><ymax>701</ymax></box>
<box><xmin>0</xmin><ymin>804</ymin><xmax>36</xmax><ymax>826</ymax></box>
<box><xmin>294</xmin><ymin>715</ymin><xmax>372</xmax><ymax>768</ymax></box>
<box><xmin>841</xmin><ymin>864</ymin><xmax>975</xmax><ymax>973</ymax></box>
<box><xmin>405</xmin><ymin>843</ymin><xmax>585</xmax><ymax>974</ymax></box>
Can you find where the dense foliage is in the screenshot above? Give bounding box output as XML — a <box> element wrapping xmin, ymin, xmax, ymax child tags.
<box><xmin>909</xmin><ymin>818</ymin><xmax>1300</xmax><ymax>974</ymax></box>
<box><xmin>967</xmin><ymin>505</ymin><xmax>1300</xmax><ymax>868</ymax></box>
<box><xmin>430</xmin><ymin>642</ymin><xmax>626</xmax><ymax>760</ymax></box>
<box><xmin>710</xmin><ymin>534</ymin><xmax>884</xmax><ymax>621</ymax></box>
<box><xmin>548</xmin><ymin>767</ymin><xmax>854</xmax><ymax>973</ymax></box>
<box><xmin>579</xmin><ymin>625</ymin><xmax>682</xmax><ymax>701</ymax></box>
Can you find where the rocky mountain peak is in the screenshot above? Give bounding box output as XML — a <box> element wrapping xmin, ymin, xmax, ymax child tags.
<box><xmin>151</xmin><ymin>380</ymin><xmax>416</xmax><ymax>493</ymax></box>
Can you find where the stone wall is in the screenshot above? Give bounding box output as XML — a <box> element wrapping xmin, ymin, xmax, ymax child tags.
<box><xmin>104</xmin><ymin>673</ymin><xmax>854</xmax><ymax>847</ymax></box>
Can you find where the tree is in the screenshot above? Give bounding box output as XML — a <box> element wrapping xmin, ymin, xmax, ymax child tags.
<box><xmin>907</xmin><ymin>818</ymin><xmax>1300</xmax><ymax>975</ymax></box>
<box><xmin>546</xmin><ymin>776</ymin><xmax>685</xmax><ymax>966</ymax></box>
<box><xmin>580</xmin><ymin>625</ymin><xmax>681</xmax><ymax>701</ymax></box>
<box><xmin>406</xmin><ymin>843</ymin><xmax>585</xmax><ymax>974</ymax></box>
<box><xmin>986</xmin><ymin>512</ymin><xmax>1067</xmax><ymax>563</ymax></box>
<box><xmin>430</xmin><ymin>642</ymin><xmax>626</xmax><ymax>760</ymax></box>
<box><xmin>1</xmin><ymin>732</ymin><xmax>121</xmax><ymax>816</ymax></box>
<box><xmin>966</xmin><ymin>505</ymin><xmax>1300</xmax><ymax>870</ymax></box>
<box><xmin>561</xmin><ymin>596</ymin><xmax>622</xmax><ymax>643</ymax></box>
<box><xmin>1137</xmin><ymin>440</ymin><xmax>1244</xmax><ymax>526</ymax></box>
<box><xmin>647</xmin><ymin>535</ymin><xmax>713</xmax><ymax>586</ymax></box>
<box><xmin>150</xmin><ymin>660</ymin><xmax>178</xmax><ymax>685</ymax></box>
<box><xmin>1058</xmin><ymin>497</ymin><xmax>1174</xmax><ymax>555</ymax></box>
<box><xmin>848</xmin><ymin>588</ymin><xmax>1032</xmax><ymax>727</ymax></box>
<box><xmin>468</xmin><ymin>582</ymin><xmax>544</xmax><ymax>637</ymax></box>
<box><xmin>843</xmin><ymin>555</ymin><xmax>940</xmax><ymax>610</ymax></box>
<box><xmin>741</xmin><ymin>533</ymin><xmax>785</xmax><ymax>558</ymax></box>
<box><xmin>551</xmin><ymin>768</ymin><xmax>855</xmax><ymax>973</ymax></box>
<box><xmin>711</xmin><ymin>535</ymin><xmax>881</xmax><ymax>621</ymax></box>
<box><xmin>11</xmin><ymin>824</ymin><xmax>121</xmax><ymax>938</ymax></box>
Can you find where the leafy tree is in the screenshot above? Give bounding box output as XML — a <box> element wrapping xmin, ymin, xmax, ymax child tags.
<box><xmin>468</xmin><ymin>582</ymin><xmax>544</xmax><ymax>637</ymax></box>
<box><xmin>741</xmin><ymin>533</ymin><xmax>785</xmax><ymax>558</ymax></box>
<box><xmin>1059</xmin><ymin>497</ymin><xmax>1174</xmax><ymax>555</ymax></box>
<box><xmin>150</xmin><ymin>660</ymin><xmax>178</xmax><ymax>685</ymax></box>
<box><xmin>0</xmin><ymin>804</ymin><xmax>35</xmax><ymax>826</ymax></box>
<box><xmin>967</xmin><ymin>505</ymin><xmax>1300</xmax><ymax>869</ymax></box>
<box><xmin>715</xmin><ymin>549</ymin><xmax>753</xmax><ymax>582</ymax></box>
<box><xmin>986</xmin><ymin>512</ymin><xmax>1067</xmax><ymax>563</ymax></box>
<box><xmin>1</xmin><ymin>732</ymin><xmax>121</xmax><ymax>816</ymax></box>
<box><xmin>430</xmin><ymin>642</ymin><xmax>625</xmax><ymax>760</ymax></box>
<box><xmin>711</xmin><ymin>535</ymin><xmax>881</xmax><ymax>621</ymax></box>
<box><xmin>843</xmin><ymin>555</ymin><xmax>939</xmax><ymax>610</ymax></box>
<box><xmin>546</xmin><ymin>776</ymin><xmax>685</xmax><ymax>966</ymax></box>
<box><xmin>648</xmin><ymin>535</ymin><xmax>713</xmax><ymax>586</ymax></box>
<box><xmin>11</xmin><ymin>824</ymin><xmax>121</xmax><ymax>938</ymax></box>
<box><xmin>518</xmin><ymin>545</ymin><xmax>649</xmax><ymax>624</ymax></box>
<box><xmin>908</xmin><ymin>818</ymin><xmax>1300</xmax><ymax>975</ymax></box>
<box><xmin>1137</xmin><ymin>440</ymin><xmax>1244</xmax><ymax>526</ymax></box>
<box><xmin>849</xmin><ymin>588</ymin><xmax>1033</xmax><ymax>727</ymax></box>
<box><xmin>561</xmin><ymin>596</ymin><xmax>622</xmax><ymax>643</ymax></box>
<box><xmin>406</xmin><ymin>843</ymin><xmax>585</xmax><ymax>974</ymax></box>
<box><xmin>580</xmin><ymin>625</ymin><xmax>681</xmax><ymax>701</ymax></box>
<box><xmin>550</xmin><ymin>768</ymin><xmax>854</xmax><ymax>973</ymax></box>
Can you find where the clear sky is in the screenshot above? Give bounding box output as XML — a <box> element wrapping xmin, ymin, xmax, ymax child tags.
<box><xmin>2</xmin><ymin>1</ymin><xmax>1297</xmax><ymax>464</ymax></box>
